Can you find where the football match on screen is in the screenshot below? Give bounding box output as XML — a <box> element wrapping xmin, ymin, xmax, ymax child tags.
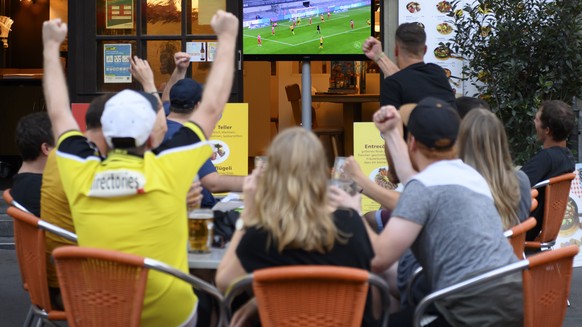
<box><xmin>242</xmin><ymin>0</ymin><xmax>372</xmax><ymax>56</ymax></box>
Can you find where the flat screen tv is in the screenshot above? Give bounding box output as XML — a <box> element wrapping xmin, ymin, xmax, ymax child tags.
<box><xmin>242</xmin><ymin>0</ymin><xmax>373</xmax><ymax>61</ymax></box>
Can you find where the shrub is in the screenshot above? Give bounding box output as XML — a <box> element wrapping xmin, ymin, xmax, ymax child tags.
<box><xmin>450</xmin><ymin>0</ymin><xmax>582</xmax><ymax>163</ymax></box>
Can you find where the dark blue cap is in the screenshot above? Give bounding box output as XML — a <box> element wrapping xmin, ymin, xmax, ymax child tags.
<box><xmin>169</xmin><ymin>78</ymin><xmax>203</xmax><ymax>111</ymax></box>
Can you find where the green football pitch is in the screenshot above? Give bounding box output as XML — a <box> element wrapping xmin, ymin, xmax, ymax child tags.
<box><xmin>243</xmin><ymin>6</ymin><xmax>370</xmax><ymax>55</ymax></box>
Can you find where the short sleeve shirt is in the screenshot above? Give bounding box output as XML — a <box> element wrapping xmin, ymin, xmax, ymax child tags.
<box><xmin>381</xmin><ymin>62</ymin><xmax>456</xmax><ymax>109</ymax></box>
<box><xmin>56</xmin><ymin>121</ymin><xmax>211</xmax><ymax>327</ymax></box>
<box><xmin>236</xmin><ymin>209</ymin><xmax>377</xmax><ymax>326</ymax></box>
<box><xmin>392</xmin><ymin>160</ymin><xmax>517</xmax><ymax>291</ymax></box>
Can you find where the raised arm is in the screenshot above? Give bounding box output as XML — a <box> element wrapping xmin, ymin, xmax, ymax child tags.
<box><xmin>362</xmin><ymin>37</ymin><xmax>400</xmax><ymax>77</ymax></box>
<box><xmin>190</xmin><ymin>10</ymin><xmax>239</xmax><ymax>137</ymax></box>
<box><xmin>42</xmin><ymin>19</ymin><xmax>78</xmax><ymax>141</ymax></box>
<box><xmin>343</xmin><ymin>156</ymin><xmax>400</xmax><ymax>210</ymax></box>
<box><xmin>161</xmin><ymin>52</ymin><xmax>191</xmax><ymax>103</ymax></box>
<box><xmin>129</xmin><ymin>56</ymin><xmax>167</xmax><ymax>147</ymax></box>
<box><xmin>373</xmin><ymin>106</ymin><xmax>417</xmax><ymax>184</ymax></box>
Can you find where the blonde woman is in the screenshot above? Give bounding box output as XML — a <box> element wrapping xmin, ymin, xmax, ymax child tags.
<box><xmin>216</xmin><ymin>127</ymin><xmax>376</xmax><ymax>326</ymax></box>
<box><xmin>457</xmin><ymin>109</ymin><xmax>531</xmax><ymax>228</ymax></box>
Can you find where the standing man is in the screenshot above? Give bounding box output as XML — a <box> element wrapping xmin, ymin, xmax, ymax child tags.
<box><xmin>290</xmin><ymin>23</ymin><xmax>295</xmax><ymax>35</ymax></box>
<box><xmin>521</xmin><ymin>100</ymin><xmax>576</xmax><ymax>240</ymax></box>
<box><xmin>316</xmin><ymin>24</ymin><xmax>321</xmax><ymax>34</ymax></box>
<box><xmin>362</xmin><ymin>23</ymin><xmax>456</xmax><ymax>109</ymax></box>
<box><xmin>42</xmin><ymin>10</ymin><xmax>238</xmax><ymax>327</ymax></box>
<box><xmin>319</xmin><ymin>35</ymin><xmax>324</xmax><ymax>49</ymax></box>
<box><xmin>350</xmin><ymin>19</ymin><xmax>354</xmax><ymax>30</ymax></box>
<box><xmin>257</xmin><ymin>34</ymin><xmax>262</xmax><ymax>46</ymax></box>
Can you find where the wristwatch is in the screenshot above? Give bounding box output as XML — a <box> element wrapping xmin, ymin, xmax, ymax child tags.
<box><xmin>235</xmin><ymin>218</ymin><xmax>245</xmax><ymax>231</ymax></box>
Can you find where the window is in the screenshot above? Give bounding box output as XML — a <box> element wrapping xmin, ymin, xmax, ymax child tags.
<box><xmin>69</xmin><ymin>0</ymin><xmax>240</xmax><ymax>102</ymax></box>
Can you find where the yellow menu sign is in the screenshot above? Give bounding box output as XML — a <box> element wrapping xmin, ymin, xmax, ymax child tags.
<box><xmin>353</xmin><ymin>122</ymin><xmax>399</xmax><ymax>213</ymax></box>
<box><xmin>209</xmin><ymin>103</ymin><xmax>249</xmax><ymax>176</ymax></box>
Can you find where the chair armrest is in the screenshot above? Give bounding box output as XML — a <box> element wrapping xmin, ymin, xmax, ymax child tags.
<box><xmin>406</xmin><ymin>266</ymin><xmax>425</xmax><ymax>307</ymax></box>
<box><xmin>144</xmin><ymin>258</ymin><xmax>228</xmax><ymax>327</ymax></box>
<box><xmin>224</xmin><ymin>274</ymin><xmax>254</xmax><ymax>319</ymax></box>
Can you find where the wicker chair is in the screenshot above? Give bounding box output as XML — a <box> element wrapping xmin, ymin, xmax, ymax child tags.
<box><xmin>3</xmin><ymin>189</ymin><xmax>77</xmax><ymax>327</ymax></box>
<box><xmin>504</xmin><ymin>217</ymin><xmax>537</xmax><ymax>259</ymax></box>
<box><xmin>413</xmin><ymin>245</ymin><xmax>578</xmax><ymax>327</ymax></box>
<box><xmin>526</xmin><ymin>172</ymin><xmax>576</xmax><ymax>250</ymax></box>
<box><xmin>52</xmin><ymin>246</ymin><xmax>228</xmax><ymax>327</ymax></box>
<box><xmin>225</xmin><ymin>265</ymin><xmax>390</xmax><ymax>327</ymax></box>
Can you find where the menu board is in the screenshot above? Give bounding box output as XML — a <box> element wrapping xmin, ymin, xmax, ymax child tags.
<box><xmin>353</xmin><ymin>123</ymin><xmax>401</xmax><ymax>213</ymax></box>
<box><xmin>556</xmin><ymin>165</ymin><xmax>582</xmax><ymax>267</ymax></box>
<box><xmin>398</xmin><ymin>0</ymin><xmax>466</xmax><ymax>96</ymax></box>
<box><xmin>209</xmin><ymin>103</ymin><xmax>249</xmax><ymax>176</ymax></box>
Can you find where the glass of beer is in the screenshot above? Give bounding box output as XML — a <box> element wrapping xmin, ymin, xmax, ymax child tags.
<box><xmin>188</xmin><ymin>209</ymin><xmax>214</xmax><ymax>253</ymax></box>
<box><xmin>330</xmin><ymin>156</ymin><xmax>357</xmax><ymax>195</ymax></box>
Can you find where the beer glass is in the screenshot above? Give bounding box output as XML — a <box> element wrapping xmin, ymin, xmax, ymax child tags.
<box><xmin>254</xmin><ymin>156</ymin><xmax>267</xmax><ymax>169</ymax></box>
<box><xmin>188</xmin><ymin>209</ymin><xmax>214</xmax><ymax>253</ymax></box>
<box><xmin>331</xmin><ymin>156</ymin><xmax>357</xmax><ymax>195</ymax></box>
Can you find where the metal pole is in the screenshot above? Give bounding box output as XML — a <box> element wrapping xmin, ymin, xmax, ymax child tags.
<box><xmin>301</xmin><ymin>61</ymin><xmax>312</xmax><ymax>131</ymax></box>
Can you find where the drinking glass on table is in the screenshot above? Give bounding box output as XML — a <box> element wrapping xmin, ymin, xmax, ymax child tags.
<box><xmin>331</xmin><ymin>156</ymin><xmax>357</xmax><ymax>195</ymax></box>
<box><xmin>188</xmin><ymin>209</ymin><xmax>214</xmax><ymax>253</ymax></box>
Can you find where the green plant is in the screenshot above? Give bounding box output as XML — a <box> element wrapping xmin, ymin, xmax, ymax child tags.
<box><xmin>450</xmin><ymin>0</ymin><xmax>582</xmax><ymax>164</ymax></box>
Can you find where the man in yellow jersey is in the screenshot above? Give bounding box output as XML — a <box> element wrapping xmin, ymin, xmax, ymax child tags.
<box><xmin>42</xmin><ymin>10</ymin><xmax>238</xmax><ymax>327</ymax></box>
<box><xmin>320</xmin><ymin>35</ymin><xmax>324</xmax><ymax>49</ymax></box>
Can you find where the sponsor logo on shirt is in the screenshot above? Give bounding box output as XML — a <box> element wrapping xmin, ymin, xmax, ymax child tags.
<box><xmin>88</xmin><ymin>170</ymin><xmax>146</xmax><ymax>197</ymax></box>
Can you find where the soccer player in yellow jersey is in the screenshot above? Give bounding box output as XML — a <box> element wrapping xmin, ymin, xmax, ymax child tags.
<box><xmin>320</xmin><ymin>36</ymin><xmax>324</xmax><ymax>49</ymax></box>
<box><xmin>42</xmin><ymin>10</ymin><xmax>238</xmax><ymax>327</ymax></box>
<box><xmin>290</xmin><ymin>24</ymin><xmax>295</xmax><ymax>35</ymax></box>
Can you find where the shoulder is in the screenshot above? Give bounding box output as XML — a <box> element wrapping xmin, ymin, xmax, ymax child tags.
<box><xmin>57</xmin><ymin>131</ymin><xmax>101</xmax><ymax>161</ymax></box>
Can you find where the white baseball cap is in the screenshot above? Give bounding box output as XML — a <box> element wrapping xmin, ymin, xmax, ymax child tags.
<box><xmin>101</xmin><ymin>90</ymin><xmax>158</xmax><ymax>149</ymax></box>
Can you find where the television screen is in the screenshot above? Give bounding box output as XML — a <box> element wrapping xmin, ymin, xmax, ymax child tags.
<box><xmin>242</xmin><ymin>0</ymin><xmax>373</xmax><ymax>61</ymax></box>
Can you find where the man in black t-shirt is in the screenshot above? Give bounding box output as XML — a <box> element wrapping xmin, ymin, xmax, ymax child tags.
<box><xmin>11</xmin><ymin>112</ymin><xmax>55</xmax><ymax>216</ymax></box>
<box><xmin>362</xmin><ymin>23</ymin><xmax>456</xmax><ymax>109</ymax></box>
<box><xmin>521</xmin><ymin>100</ymin><xmax>576</xmax><ymax>240</ymax></box>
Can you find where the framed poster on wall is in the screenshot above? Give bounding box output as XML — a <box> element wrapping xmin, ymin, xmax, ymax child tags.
<box><xmin>106</xmin><ymin>0</ymin><xmax>134</xmax><ymax>29</ymax></box>
<box><xmin>104</xmin><ymin>44</ymin><xmax>132</xmax><ymax>83</ymax></box>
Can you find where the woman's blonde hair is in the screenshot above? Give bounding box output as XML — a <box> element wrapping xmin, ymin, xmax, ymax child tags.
<box><xmin>247</xmin><ymin>127</ymin><xmax>340</xmax><ymax>253</ymax></box>
<box><xmin>457</xmin><ymin>109</ymin><xmax>520</xmax><ymax>229</ymax></box>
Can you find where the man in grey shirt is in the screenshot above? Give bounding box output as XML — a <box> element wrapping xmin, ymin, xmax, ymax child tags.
<box><xmin>370</xmin><ymin>97</ymin><xmax>523</xmax><ymax>326</ymax></box>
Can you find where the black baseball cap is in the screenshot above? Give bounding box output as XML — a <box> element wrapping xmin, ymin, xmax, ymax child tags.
<box><xmin>400</xmin><ymin>97</ymin><xmax>460</xmax><ymax>149</ymax></box>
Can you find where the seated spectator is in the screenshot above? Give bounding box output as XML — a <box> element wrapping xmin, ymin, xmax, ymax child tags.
<box><xmin>372</xmin><ymin>98</ymin><xmax>523</xmax><ymax>326</ymax></box>
<box><xmin>42</xmin><ymin>11</ymin><xmax>238</xmax><ymax>326</ymax></box>
<box><xmin>521</xmin><ymin>100</ymin><xmax>575</xmax><ymax>240</ymax></box>
<box><xmin>455</xmin><ymin>96</ymin><xmax>490</xmax><ymax>118</ymax></box>
<box><xmin>12</xmin><ymin>112</ymin><xmax>54</xmax><ymax>216</ymax></box>
<box><xmin>161</xmin><ymin>52</ymin><xmax>243</xmax><ymax>208</ymax></box>
<box><xmin>216</xmin><ymin>127</ymin><xmax>377</xmax><ymax>326</ymax></box>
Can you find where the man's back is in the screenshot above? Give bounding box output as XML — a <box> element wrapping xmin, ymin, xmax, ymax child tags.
<box><xmin>56</xmin><ymin>123</ymin><xmax>211</xmax><ymax>327</ymax></box>
<box><xmin>381</xmin><ymin>62</ymin><xmax>456</xmax><ymax>109</ymax></box>
<box><xmin>521</xmin><ymin>146</ymin><xmax>575</xmax><ymax>240</ymax></box>
<box><xmin>393</xmin><ymin>159</ymin><xmax>516</xmax><ymax>290</ymax></box>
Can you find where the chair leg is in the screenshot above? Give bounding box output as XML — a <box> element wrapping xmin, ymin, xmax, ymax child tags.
<box><xmin>23</xmin><ymin>306</ymin><xmax>34</xmax><ymax>327</ymax></box>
